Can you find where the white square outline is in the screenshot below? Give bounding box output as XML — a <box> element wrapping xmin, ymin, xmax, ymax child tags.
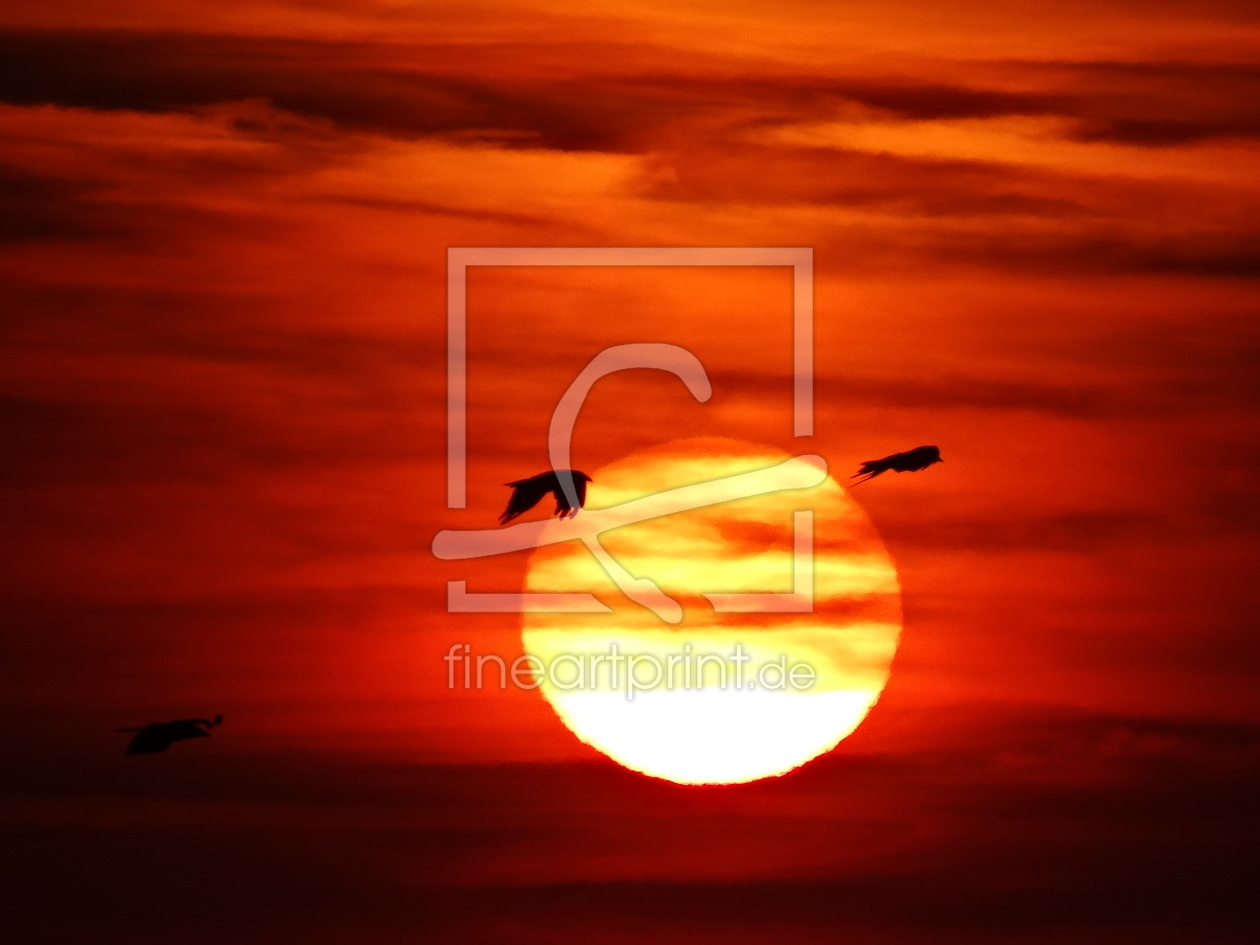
<box><xmin>444</xmin><ymin>246</ymin><xmax>814</xmax><ymax>615</ymax></box>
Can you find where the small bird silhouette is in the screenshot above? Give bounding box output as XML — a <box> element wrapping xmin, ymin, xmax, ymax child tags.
<box><xmin>500</xmin><ymin>469</ymin><xmax>592</xmax><ymax>525</ymax></box>
<box><xmin>851</xmin><ymin>445</ymin><xmax>943</xmax><ymax>485</ymax></box>
<box><xmin>116</xmin><ymin>715</ymin><xmax>223</xmax><ymax>755</ymax></box>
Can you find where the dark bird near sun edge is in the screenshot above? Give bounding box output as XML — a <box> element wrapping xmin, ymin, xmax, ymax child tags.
<box><xmin>500</xmin><ymin>469</ymin><xmax>592</xmax><ymax>525</ymax></box>
<box><xmin>116</xmin><ymin>715</ymin><xmax>223</xmax><ymax>755</ymax></box>
<box><xmin>851</xmin><ymin>445</ymin><xmax>943</xmax><ymax>485</ymax></box>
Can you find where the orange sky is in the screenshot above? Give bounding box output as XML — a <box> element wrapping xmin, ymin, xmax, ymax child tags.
<box><xmin>1</xmin><ymin>1</ymin><xmax>1258</xmax><ymax>941</ymax></box>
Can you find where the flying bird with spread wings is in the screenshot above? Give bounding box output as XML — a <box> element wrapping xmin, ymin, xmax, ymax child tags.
<box><xmin>116</xmin><ymin>715</ymin><xmax>223</xmax><ymax>755</ymax></box>
<box><xmin>500</xmin><ymin>469</ymin><xmax>592</xmax><ymax>525</ymax></box>
<box><xmin>851</xmin><ymin>445</ymin><xmax>943</xmax><ymax>485</ymax></box>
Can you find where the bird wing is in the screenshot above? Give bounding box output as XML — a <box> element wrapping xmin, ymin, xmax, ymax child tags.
<box><xmin>500</xmin><ymin>475</ymin><xmax>553</xmax><ymax>524</ymax></box>
<box><xmin>550</xmin><ymin>471</ymin><xmax>589</xmax><ymax>517</ymax></box>
<box><xmin>888</xmin><ymin>446</ymin><xmax>939</xmax><ymax>472</ymax></box>
<box><xmin>850</xmin><ymin>458</ymin><xmax>891</xmax><ymax>484</ymax></box>
<box><xmin>124</xmin><ymin>726</ymin><xmax>172</xmax><ymax>754</ymax></box>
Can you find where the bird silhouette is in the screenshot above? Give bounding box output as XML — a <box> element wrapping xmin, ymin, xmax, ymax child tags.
<box><xmin>851</xmin><ymin>445</ymin><xmax>942</xmax><ymax>485</ymax></box>
<box><xmin>500</xmin><ymin>469</ymin><xmax>592</xmax><ymax>525</ymax></box>
<box><xmin>116</xmin><ymin>715</ymin><xmax>223</xmax><ymax>755</ymax></box>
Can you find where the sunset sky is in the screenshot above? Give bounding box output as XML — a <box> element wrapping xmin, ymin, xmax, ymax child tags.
<box><xmin>2</xmin><ymin>1</ymin><xmax>1259</xmax><ymax>941</ymax></box>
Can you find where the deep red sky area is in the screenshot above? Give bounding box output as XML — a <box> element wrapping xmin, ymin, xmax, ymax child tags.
<box><xmin>2</xmin><ymin>1</ymin><xmax>1259</xmax><ymax>942</ymax></box>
